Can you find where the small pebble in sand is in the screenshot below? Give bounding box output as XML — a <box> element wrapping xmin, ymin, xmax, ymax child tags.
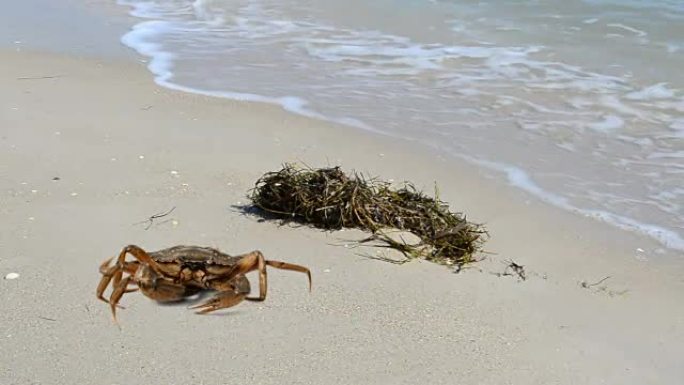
<box><xmin>52</xmin><ymin>177</ymin><xmax>60</xmax><ymax>181</ymax></box>
<box><xmin>636</xmin><ymin>248</ymin><xmax>645</xmax><ymax>252</ymax></box>
<box><xmin>4</xmin><ymin>273</ymin><xmax>19</xmax><ymax>280</ymax></box>
<box><xmin>70</xmin><ymin>192</ymin><xmax>78</xmax><ymax>197</ymax></box>
<box><xmin>28</xmin><ymin>217</ymin><xmax>35</xmax><ymax>221</ymax></box>
<box><xmin>324</xmin><ymin>269</ymin><xmax>331</xmax><ymax>273</ymax></box>
<box><xmin>31</xmin><ymin>189</ymin><xmax>37</xmax><ymax>193</ymax></box>
<box><xmin>170</xmin><ymin>170</ymin><xmax>179</xmax><ymax>176</ymax></box>
<box><xmin>110</xmin><ymin>157</ymin><xmax>117</xmax><ymax>162</ymax></box>
<box><xmin>171</xmin><ymin>220</ymin><xmax>179</xmax><ymax>227</ymax></box>
<box><xmin>379</xmin><ymin>153</ymin><xmax>385</xmax><ymax>157</ymax></box>
<box><xmin>138</xmin><ymin>155</ymin><xmax>145</xmax><ymax>159</ymax></box>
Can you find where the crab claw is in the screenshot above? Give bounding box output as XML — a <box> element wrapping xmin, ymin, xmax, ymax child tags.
<box><xmin>190</xmin><ymin>292</ymin><xmax>246</xmax><ymax>314</ymax></box>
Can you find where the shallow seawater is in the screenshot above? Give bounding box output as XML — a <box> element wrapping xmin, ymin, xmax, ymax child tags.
<box><xmin>116</xmin><ymin>0</ymin><xmax>684</xmax><ymax>252</ymax></box>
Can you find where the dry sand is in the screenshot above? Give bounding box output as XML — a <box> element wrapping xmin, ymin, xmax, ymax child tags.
<box><xmin>1</xmin><ymin>49</ymin><xmax>683</xmax><ymax>385</ymax></box>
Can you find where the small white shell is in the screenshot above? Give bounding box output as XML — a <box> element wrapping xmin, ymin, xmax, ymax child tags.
<box><xmin>4</xmin><ymin>273</ymin><xmax>20</xmax><ymax>280</ymax></box>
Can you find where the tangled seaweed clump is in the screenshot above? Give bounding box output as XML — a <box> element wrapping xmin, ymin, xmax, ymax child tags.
<box><xmin>249</xmin><ymin>164</ymin><xmax>487</xmax><ymax>267</ymax></box>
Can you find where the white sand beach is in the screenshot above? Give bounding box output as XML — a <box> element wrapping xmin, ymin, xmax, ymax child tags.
<box><xmin>1</xmin><ymin>2</ymin><xmax>683</xmax><ymax>384</ymax></box>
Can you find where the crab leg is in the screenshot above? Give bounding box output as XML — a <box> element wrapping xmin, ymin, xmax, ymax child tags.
<box><xmin>96</xmin><ymin>258</ymin><xmax>117</xmax><ymax>303</ymax></box>
<box><xmin>112</xmin><ymin>245</ymin><xmax>164</xmax><ymax>288</ymax></box>
<box><xmin>225</xmin><ymin>251</ymin><xmax>312</xmax><ymax>302</ymax></box>
<box><xmin>96</xmin><ymin>258</ymin><xmax>139</xmax><ymax>304</ymax></box>
<box><xmin>266</xmin><ymin>260</ymin><xmax>312</xmax><ymax>292</ymax></box>
<box><xmin>109</xmin><ymin>276</ymin><xmax>133</xmax><ymax>323</ymax></box>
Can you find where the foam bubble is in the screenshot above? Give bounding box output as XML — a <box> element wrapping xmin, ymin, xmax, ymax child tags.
<box><xmin>670</xmin><ymin>118</ymin><xmax>684</xmax><ymax>133</ymax></box>
<box><xmin>465</xmin><ymin>157</ymin><xmax>684</xmax><ymax>251</ymax></box>
<box><xmin>587</xmin><ymin>115</ymin><xmax>625</xmax><ymax>132</ymax></box>
<box><xmin>625</xmin><ymin>83</ymin><xmax>676</xmax><ymax>100</ymax></box>
<box><xmin>607</xmin><ymin>23</ymin><xmax>648</xmax><ymax>37</ymax></box>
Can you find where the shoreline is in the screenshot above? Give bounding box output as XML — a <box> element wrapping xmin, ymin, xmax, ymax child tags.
<box><xmin>2</xmin><ymin>47</ymin><xmax>683</xmax><ymax>384</ymax></box>
<box><xmin>5</xmin><ymin>0</ymin><xmax>681</xmax><ymax>253</ymax></box>
<box><xmin>116</xmin><ymin>0</ymin><xmax>684</xmax><ymax>253</ymax></box>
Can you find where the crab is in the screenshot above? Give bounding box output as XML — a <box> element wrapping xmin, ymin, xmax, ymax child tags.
<box><xmin>96</xmin><ymin>245</ymin><xmax>311</xmax><ymax>321</ymax></box>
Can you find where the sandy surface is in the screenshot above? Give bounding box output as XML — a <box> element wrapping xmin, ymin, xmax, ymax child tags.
<box><xmin>0</xmin><ymin>0</ymin><xmax>134</xmax><ymax>58</ymax></box>
<box><xmin>1</xmin><ymin>50</ymin><xmax>683</xmax><ymax>385</ymax></box>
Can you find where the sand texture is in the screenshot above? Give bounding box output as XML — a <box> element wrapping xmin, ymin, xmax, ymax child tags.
<box><xmin>1</xmin><ymin>50</ymin><xmax>683</xmax><ymax>385</ymax></box>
